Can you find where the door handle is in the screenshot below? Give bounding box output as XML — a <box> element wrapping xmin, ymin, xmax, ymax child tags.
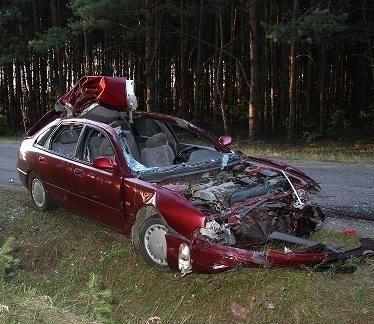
<box><xmin>38</xmin><ymin>156</ymin><xmax>46</xmax><ymax>162</ymax></box>
<box><xmin>73</xmin><ymin>168</ymin><xmax>85</xmax><ymax>177</ymax></box>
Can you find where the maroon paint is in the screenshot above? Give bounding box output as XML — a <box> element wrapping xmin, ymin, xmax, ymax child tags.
<box><xmin>166</xmin><ymin>232</ymin><xmax>368</xmax><ymax>273</ymax></box>
<box><xmin>219</xmin><ymin>135</ymin><xmax>233</xmax><ymax>146</ymax></box>
<box><xmin>122</xmin><ymin>178</ymin><xmax>156</xmax><ymax>234</ymax></box>
<box><xmin>68</xmin><ymin>158</ymin><xmax>123</xmax><ymax>229</ymax></box>
<box><xmin>155</xmin><ymin>186</ymin><xmax>206</xmax><ymax>240</ymax></box>
<box><xmin>18</xmin><ymin>109</ymin><xmax>345</xmax><ymax>274</ymax></box>
<box><xmin>56</xmin><ymin>76</ymin><xmax>129</xmax><ymax>114</ymax></box>
<box><xmin>265</xmin><ymin>250</ymin><xmax>329</xmax><ymax>266</ymax></box>
<box><xmin>92</xmin><ymin>156</ymin><xmax>120</xmax><ymax>172</ymax></box>
<box><xmin>121</xmin><ymin>178</ymin><xmax>205</xmax><ymax>239</ymax></box>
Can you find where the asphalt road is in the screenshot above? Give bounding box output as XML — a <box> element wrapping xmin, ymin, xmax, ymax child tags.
<box><xmin>1</xmin><ymin>142</ymin><xmax>373</xmax><ymax>236</ymax></box>
<box><xmin>0</xmin><ymin>143</ymin><xmax>20</xmax><ymax>188</ymax></box>
<box><xmin>287</xmin><ymin>160</ymin><xmax>374</xmax><ymax>220</ymax></box>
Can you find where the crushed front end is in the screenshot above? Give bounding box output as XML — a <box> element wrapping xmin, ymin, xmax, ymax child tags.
<box><xmin>162</xmin><ymin>160</ymin><xmax>373</xmax><ymax>275</ymax></box>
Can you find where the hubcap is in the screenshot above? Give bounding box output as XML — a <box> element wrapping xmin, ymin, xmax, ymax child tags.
<box><xmin>144</xmin><ymin>223</ymin><xmax>167</xmax><ymax>266</ymax></box>
<box><xmin>31</xmin><ymin>178</ymin><xmax>46</xmax><ymax>208</ymax></box>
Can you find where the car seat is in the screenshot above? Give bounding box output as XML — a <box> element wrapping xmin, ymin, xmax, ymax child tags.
<box><xmin>140</xmin><ymin>133</ymin><xmax>175</xmax><ymax>167</ymax></box>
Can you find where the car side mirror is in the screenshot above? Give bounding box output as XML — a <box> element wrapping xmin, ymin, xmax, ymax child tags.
<box><xmin>92</xmin><ymin>157</ymin><xmax>120</xmax><ymax>172</ymax></box>
<box><xmin>219</xmin><ymin>135</ymin><xmax>233</xmax><ymax>146</ymax></box>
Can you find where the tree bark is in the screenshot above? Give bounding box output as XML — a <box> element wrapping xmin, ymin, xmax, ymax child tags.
<box><xmin>145</xmin><ymin>0</ymin><xmax>155</xmax><ymax>112</ymax></box>
<box><xmin>179</xmin><ymin>0</ymin><xmax>185</xmax><ymax>116</ymax></box>
<box><xmin>306</xmin><ymin>56</ymin><xmax>312</xmax><ymax>123</ymax></box>
<box><xmin>194</xmin><ymin>0</ymin><xmax>204</xmax><ymax>118</ymax></box>
<box><xmin>319</xmin><ymin>39</ymin><xmax>326</xmax><ymax>134</ymax></box>
<box><xmin>248</xmin><ymin>0</ymin><xmax>258</xmax><ymax>141</ymax></box>
<box><xmin>263</xmin><ymin>0</ymin><xmax>270</xmax><ymax>136</ymax></box>
<box><xmin>217</xmin><ymin>8</ymin><xmax>229</xmax><ymax>135</ymax></box>
<box><xmin>84</xmin><ymin>30</ymin><xmax>92</xmax><ymax>75</ymax></box>
<box><xmin>287</xmin><ymin>0</ymin><xmax>298</xmax><ymax>141</ymax></box>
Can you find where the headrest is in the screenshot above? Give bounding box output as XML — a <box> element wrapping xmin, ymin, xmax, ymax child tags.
<box><xmin>145</xmin><ymin>133</ymin><xmax>168</xmax><ymax>148</ymax></box>
<box><xmin>111</xmin><ymin>120</ymin><xmax>130</xmax><ymax>131</ymax></box>
<box><xmin>59</xmin><ymin>130</ymin><xmax>78</xmax><ymax>144</ymax></box>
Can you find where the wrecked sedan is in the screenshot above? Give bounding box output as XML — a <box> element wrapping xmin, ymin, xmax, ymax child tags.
<box><xmin>17</xmin><ymin>76</ymin><xmax>373</xmax><ymax>275</ymax></box>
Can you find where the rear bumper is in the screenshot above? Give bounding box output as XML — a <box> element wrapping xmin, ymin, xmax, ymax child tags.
<box><xmin>166</xmin><ymin>234</ymin><xmax>374</xmax><ymax>274</ymax></box>
<box><xmin>17</xmin><ymin>168</ymin><xmax>28</xmax><ymax>188</ymax></box>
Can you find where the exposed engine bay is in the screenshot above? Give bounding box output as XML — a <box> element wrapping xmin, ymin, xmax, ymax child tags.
<box><xmin>162</xmin><ymin>162</ymin><xmax>325</xmax><ymax>249</ymax></box>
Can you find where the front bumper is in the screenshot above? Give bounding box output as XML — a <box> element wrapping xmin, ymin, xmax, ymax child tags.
<box><xmin>166</xmin><ymin>234</ymin><xmax>374</xmax><ymax>274</ymax></box>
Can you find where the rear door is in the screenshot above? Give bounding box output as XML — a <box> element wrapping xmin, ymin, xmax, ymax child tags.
<box><xmin>36</xmin><ymin>122</ymin><xmax>84</xmax><ymax>206</ymax></box>
<box><xmin>67</xmin><ymin>126</ymin><xmax>124</xmax><ymax>230</ymax></box>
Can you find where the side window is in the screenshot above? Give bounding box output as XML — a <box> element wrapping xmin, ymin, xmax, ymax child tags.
<box><xmin>35</xmin><ymin>125</ymin><xmax>57</xmax><ymax>147</ymax></box>
<box><xmin>82</xmin><ymin>127</ymin><xmax>115</xmax><ymax>163</ymax></box>
<box><xmin>50</xmin><ymin>124</ymin><xmax>83</xmax><ymax>157</ymax></box>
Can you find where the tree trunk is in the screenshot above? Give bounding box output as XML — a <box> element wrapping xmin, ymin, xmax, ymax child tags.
<box><xmin>319</xmin><ymin>39</ymin><xmax>326</xmax><ymax>134</ymax></box>
<box><xmin>84</xmin><ymin>30</ymin><xmax>92</xmax><ymax>75</ymax></box>
<box><xmin>145</xmin><ymin>0</ymin><xmax>155</xmax><ymax>112</ymax></box>
<box><xmin>15</xmin><ymin>61</ymin><xmax>23</xmax><ymax>131</ymax></box>
<box><xmin>212</xmin><ymin>12</ymin><xmax>219</xmax><ymax>129</ymax></box>
<box><xmin>306</xmin><ymin>56</ymin><xmax>312</xmax><ymax>123</ymax></box>
<box><xmin>263</xmin><ymin>0</ymin><xmax>270</xmax><ymax>136</ymax></box>
<box><xmin>270</xmin><ymin>36</ymin><xmax>278</xmax><ymax>135</ymax></box>
<box><xmin>194</xmin><ymin>0</ymin><xmax>204</xmax><ymax>118</ymax></box>
<box><xmin>287</xmin><ymin>0</ymin><xmax>298</xmax><ymax>142</ymax></box>
<box><xmin>248</xmin><ymin>0</ymin><xmax>258</xmax><ymax>141</ymax></box>
<box><xmin>179</xmin><ymin>0</ymin><xmax>185</xmax><ymax>117</ymax></box>
<box><xmin>217</xmin><ymin>9</ymin><xmax>229</xmax><ymax>135</ymax></box>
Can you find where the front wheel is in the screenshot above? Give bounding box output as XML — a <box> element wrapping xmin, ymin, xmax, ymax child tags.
<box><xmin>139</xmin><ymin>216</ymin><xmax>169</xmax><ymax>270</ymax></box>
<box><xmin>29</xmin><ymin>172</ymin><xmax>56</xmax><ymax>211</ymax></box>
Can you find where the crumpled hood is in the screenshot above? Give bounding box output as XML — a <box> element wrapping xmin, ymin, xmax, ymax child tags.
<box><xmin>243</xmin><ymin>155</ymin><xmax>320</xmax><ymax>190</ymax></box>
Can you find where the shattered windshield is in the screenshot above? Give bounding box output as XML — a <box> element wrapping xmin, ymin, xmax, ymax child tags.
<box><xmin>113</xmin><ymin>118</ymin><xmax>238</xmax><ymax>179</ymax></box>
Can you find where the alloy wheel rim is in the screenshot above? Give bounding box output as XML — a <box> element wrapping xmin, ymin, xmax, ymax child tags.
<box><xmin>144</xmin><ymin>223</ymin><xmax>167</xmax><ymax>266</ymax></box>
<box><xmin>31</xmin><ymin>179</ymin><xmax>46</xmax><ymax>208</ymax></box>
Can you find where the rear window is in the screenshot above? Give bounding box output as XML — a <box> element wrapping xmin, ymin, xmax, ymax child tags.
<box><xmin>35</xmin><ymin>125</ymin><xmax>57</xmax><ymax>147</ymax></box>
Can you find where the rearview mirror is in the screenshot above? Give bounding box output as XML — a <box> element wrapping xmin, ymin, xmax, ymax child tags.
<box><xmin>92</xmin><ymin>157</ymin><xmax>120</xmax><ymax>172</ymax></box>
<box><xmin>219</xmin><ymin>135</ymin><xmax>233</xmax><ymax>146</ymax></box>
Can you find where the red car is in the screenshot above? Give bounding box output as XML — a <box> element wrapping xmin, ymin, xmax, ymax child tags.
<box><xmin>17</xmin><ymin>76</ymin><xmax>373</xmax><ymax>275</ymax></box>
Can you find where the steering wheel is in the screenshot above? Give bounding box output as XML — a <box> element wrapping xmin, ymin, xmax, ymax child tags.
<box><xmin>173</xmin><ymin>146</ymin><xmax>198</xmax><ymax>164</ymax></box>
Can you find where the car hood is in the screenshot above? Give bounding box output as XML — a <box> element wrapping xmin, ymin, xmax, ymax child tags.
<box><xmin>158</xmin><ymin>155</ymin><xmax>319</xmax><ymax>213</ymax></box>
<box><xmin>156</xmin><ymin>155</ymin><xmax>324</xmax><ymax>246</ymax></box>
<box><xmin>152</xmin><ymin>153</ymin><xmax>319</xmax><ymax>191</ymax></box>
<box><xmin>243</xmin><ymin>155</ymin><xmax>320</xmax><ymax>190</ymax></box>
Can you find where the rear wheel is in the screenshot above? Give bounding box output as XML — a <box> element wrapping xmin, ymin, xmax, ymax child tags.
<box><xmin>29</xmin><ymin>173</ymin><xmax>56</xmax><ymax>211</ymax></box>
<box><xmin>139</xmin><ymin>216</ymin><xmax>169</xmax><ymax>270</ymax></box>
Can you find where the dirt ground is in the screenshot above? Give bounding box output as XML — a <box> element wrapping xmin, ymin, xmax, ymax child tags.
<box><xmin>1</xmin><ymin>143</ymin><xmax>373</xmax><ymax>237</ymax></box>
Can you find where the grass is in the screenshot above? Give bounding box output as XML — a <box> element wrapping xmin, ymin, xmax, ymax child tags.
<box><xmin>0</xmin><ymin>187</ymin><xmax>373</xmax><ymax>323</ymax></box>
<box><xmin>232</xmin><ymin>140</ymin><xmax>374</xmax><ymax>163</ymax></box>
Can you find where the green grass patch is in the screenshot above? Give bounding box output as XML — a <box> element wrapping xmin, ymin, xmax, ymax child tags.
<box><xmin>0</xmin><ymin>188</ymin><xmax>373</xmax><ymax>323</ymax></box>
<box><xmin>232</xmin><ymin>140</ymin><xmax>374</xmax><ymax>163</ymax></box>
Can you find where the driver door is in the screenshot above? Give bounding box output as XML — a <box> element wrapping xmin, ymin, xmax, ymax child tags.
<box><xmin>68</xmin><ymin>126</ymin><xmax>124</xmax><ymax>230</ymax></box>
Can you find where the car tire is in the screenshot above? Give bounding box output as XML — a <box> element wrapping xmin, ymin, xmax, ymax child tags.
<box><xmin>29</xmin><ymin>172</ymin><xmax>56</xmax><ymax>211</ymax></box>
<box><xmin>139</xmin><ymin>216</ymin><xmax>170</xmax><ymax>271</ymax></box>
